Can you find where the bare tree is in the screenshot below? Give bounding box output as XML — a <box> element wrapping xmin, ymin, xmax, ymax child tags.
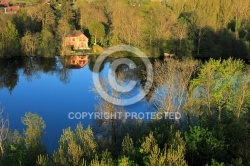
<box><xmin>232</xmin><ymin>0</ymin><xmax>250</xmax><ymax>38</ymax></box>
<box><xmin>77</xmin><ymin>2</ymin><xmax>107</xmax><ymax>29</ymax></box>
<box><xmin>21</xmin><ymin>31</ymin><xmax>39</xmax><ymax>56</ymax></box>
<box><xmin>111</xmin><ymin>5</ymin><xmax>143</xmax><ymax>46</ymax></box>
<box><xmin>26</xmin><ymin>4</ymin><xmax>56</xmax><ymax>30</ymax></box>
<box><xmin>171</xmin><ymin>19</ymin><xmax>188</xmax><ymax>51</ymax></box>
<box><xmin>150</xmin><ymin>59</ymin><xmax>198</xmax><ymax>115</ymax></box>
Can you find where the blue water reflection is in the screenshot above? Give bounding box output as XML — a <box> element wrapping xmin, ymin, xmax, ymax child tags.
<box><xmin>0</xmin><ymin>56</ymin><xmax>154</xmax><ymax>153</ymax></box>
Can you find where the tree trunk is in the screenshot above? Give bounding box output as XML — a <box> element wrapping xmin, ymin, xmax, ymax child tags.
<box><xmin>218</xmin><ymin>105</ymin><xmax>222</xmax><ymax>122</ymax></box>
<box><xmin>111</xmin><ymin>120</ymin><xmax>116</xmax><ymax>145</ymax></box>
<box><xmin>197</xmin><ymin>30</ymin><xmax>201</xmax><ymax>56</ymax></box>
<box><xmin>94</xmin><ymin>33</ymin><xmax>97</xmax><ymax>45</ymax></box>
<box><xmin>179</xmin><ymin>38</ymin><xmax>182</xmax><ymax>50</ymax></box>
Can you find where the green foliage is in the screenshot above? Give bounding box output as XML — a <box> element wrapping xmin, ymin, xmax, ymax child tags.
<box><xmin>118</xmin><ymin>156</ymin><xmax>130</xmax><ymax>166</ymax></box>
<box><xmin>0</xmin><ymin>0</ymin><xmax>250</xmax><ymax>58</ymax></box>
<box><xmin>147</xmin><ymin>144</ymin><xmax>167</xmax><ymax>166</ymax></box>
<box><xmin>57</xmin><ymin>0</ymin><xmax>75</xmax><ymax>24</ymax></box>
<box><xmin>185</xmin><ymin>126</ymin><xmax>227</xmax><ymax>165</ymax></box>
<box><xmin>3</xmin><ymin>113</ymin><xmax>47</xmax><ymax>166</ymax></box>
<box><xmin>12</xmin><ymin>9</ymin><xmax>30</xmax><ymax>35</ymax></box>
<box><xmin>37</xmin><ymin>29</ymin><xmax>57</xmax><ymax>57</ymax></box>
<box><xmin>92</xmin><ymin>45</ymin><xmax>104</xmax><ymax>54</ymax></box>
<box><xmin>140</xmin><ymin>132</ymin><xmax>164</xmax><ymax>166</ymax></box>
<box><xmin>88</xmin><ymin>22</ymin><xmax>106</xmax><ymax>45</ymax></box>
<box><xmin>141</xmin><ymin>130</ymin><xmax>187</xmax><ymax>166</ymax></box>
<box><xmin>1</xmin><ymin>85</ymin><xmax>250</xmax><ymax>166</ymax></box>
<box><xmin>1</xmin><ymin>0</ymin><xmax>250</xmax><ymax>164</ymax></box>
<box><xmin>89</xmin><ymin>151</ymin><xmax>114</xmax><ymax>166</ymax></box>
<box><xmin>22</xmin><ymin>112</ymin><xmax>47</xmax><ymax>166</ymax></box>
<box><xmin>22</xmin><ymin>112</ymin><xmax>45</xmax><ymax>149</ymax></box>
<box><xmin>118</xmin><ymin>155</ymin><xmax>138</xmax><ymax>166</ymax></box>
<box><xmin>21</xmin><ymin>31</ymin><xmax>39</xmax><ymax>56</ymax></box>
<box><xmin>0</xmin><ymin>21</ymin><xmax>20</xmax><ymax>57</ymax></box>
<box><xmin>205</xmin><ymin>159</ymin><xmax>225</xmax><ymax>166</ymax></box>
<box><xmin>36</xmin><ymin>154</ymin><xmax>49</xmax><ymax>166</ymax></box>
<box><xmin>188</xmin><ymin>58</ymin><xmax>249</xmax><ymax>121</ymax></box>
<box><xmin>53</xmin><ymin>124</ymin><xmax>97</xmax><ymax>165</ymax></box>
<box><xmin>165</xmin><ymin>131</ymin><xmax>187</xmax><ymax>166</ymax></box>
<box><xmin>141</xmin><ymin>132</ymin><xmax>157</xmax><ymax>154</ymax></box>
<box><xmin>121</xmin><ymin>134</ymin><xmax>135</xmax><ymax>158</ymax></box>
<box><xmin>229</xmin><ymin>158</ymin><xmax>244</xmax><ymax>166</ymax></box>
<box><xmin>3</xmin><ymin>130</ymin><xmax>25</xmax><ymax>165</ymax></box>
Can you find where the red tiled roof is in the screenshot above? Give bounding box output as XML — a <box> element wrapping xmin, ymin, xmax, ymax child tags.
<box><xmin>70</xmin><ymin>30</ymin><xmax>84</xmax><ymax>37</ymax></box>
<box><xmin>66</xmin><ymin>30</ymin><xmax>89</xmax><ymax>42</ymax></box>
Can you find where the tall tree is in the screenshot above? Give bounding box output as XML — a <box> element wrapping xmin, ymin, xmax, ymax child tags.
<box><xmin>111</xmin><ymin>4</ymin><xmax>143</xmax><ymax>46</ymax></box>
<box><xmin>88</xmin><ymin>21</ymin><xmax>105</xmax><ymax>45</ymax></box>
<box><xmin>22</xmin><ymin>112</ymin><xmax>46</xmax><ymax>166</ymax></box>
<box><xmin>0</xmin><ymin>110</ymin><xmax>8</xmax><ymax>157</ymax></box>
<box><xmin>171</xmin><ymin>16</ymin><xmax>188</xmax><ymax>55</ymax></box>
<box><xmin>187</xmin><ymin>58</ymin><xmax>249</xmax><ymax>122</ymax></box>
<box><xmin>56</xmin><ymin>18</ymin><xmax>72</xmax><ymax>56</ymax></box>
<box><xmin>0</xmin><ymin>21</ymin><xmax>20</xmax><ymax>57</ymax></box>
<box><xmin>58</xmin><ymin>0</ymin><xmax>75</xmax><ymax>24</ymax></box>
<box><xmin>22</xmin><ymin>112</ymin><xmax>46</xmax><ymax>150</ymax></box>
<box><xmin>21</xmin><ymin>31</ymin><xmax>39</xmax><ymax>56</ymax></box>
<box><xmin>37</xmin><ymin>29</ymin><xmax>57</xmax><ymax>57</ymax></box>
<box><xmin>151</xmin><ymin>59</ymin><xmax>198</xmax><ymax>114</ymax></box>
<box><xmin>27</xmin><ymin>4</ymin><xmax>56</xmax><ymax>31</ymax></box>
<box><xmin>231</xmin><ymin>0</ymin><xmax>250</xmax><ymax>38</ymax></box>
<box><xmin>53</xmin><ymin>124</ymin><xmax>97</xmax><ymax>165</ymax></box>
<box><xmin>77</xmin><ymin>1</ymin><xmax>107</xmax><ymax>29</ymax></box>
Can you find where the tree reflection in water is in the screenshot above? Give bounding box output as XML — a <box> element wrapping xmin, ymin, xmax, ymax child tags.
<box><xmin>0</xmin><ymin>57</ymin><xmax>73</xmax><ymax>92</ymax></box>
<box><xmin>0</xmin><ymin>55</ymin><xmax>164</xmax><ymax>102</ymax></box>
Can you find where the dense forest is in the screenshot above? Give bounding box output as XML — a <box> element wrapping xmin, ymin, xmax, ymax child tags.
<box><xmin>0</xmin><ymin>0</ymin><xmax>250</xmax><ymax>59</ymax></box>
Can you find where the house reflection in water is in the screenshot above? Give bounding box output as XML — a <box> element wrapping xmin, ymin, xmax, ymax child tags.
<box><xmin>62</xmin><ymin>55</ymin><xmax>89</xmax><ymax>69</ymax></box>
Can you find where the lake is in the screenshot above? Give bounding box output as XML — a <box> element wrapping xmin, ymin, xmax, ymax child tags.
<box><xmin>0</xmin><ymin>56</ymin><xmax>155</xmax><ymax>153</ymax></box>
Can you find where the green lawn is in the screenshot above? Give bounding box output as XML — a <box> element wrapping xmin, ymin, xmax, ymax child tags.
<box><xmin>9</xmin><ymin>0</ymin><xmax>39</xmax><ymax>5</ymax></box>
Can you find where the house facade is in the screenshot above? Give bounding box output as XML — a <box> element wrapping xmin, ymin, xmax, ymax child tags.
<box><xmin>4</xmin><ymin>6</ymin><xmax>19</xmax><ymax>14</ymax></box>
<box><xmin>64</xmin><ymin>30</ymin><xmax>89</xmax><ymax>50</ymax></box>
<box><xmin>0</xmin><ymin>0</ymin><xmax>9</xmax><ymax>6</ymax></box>
<box><xmin>63</xmin><ymin>55</ymin><xmax>88</xmax><ymax>68</ymax></box>
<box><xmin>70</xmin><ymin>55</ymin><xmax>88</xmax><ymax>68</ymax></box>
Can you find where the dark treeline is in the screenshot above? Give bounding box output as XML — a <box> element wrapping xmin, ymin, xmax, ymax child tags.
<box><xmin>0</xmin><ymin>57</ymin><xmax>72</xmax><ymax>91</ymax></box>
<box><xmin>0</xmin><ymin>0</ymin><xmax>250</xmax><ymax>59</ymax></box>
<box><xmin>0</xmin><ymin>58</ymin><xmax>250</xmax><ymax>166</ymax></box>
<box><xmin>0</xmin><ymin>55</ymin><xmax>144</xmax><ymax>92</ymax></box>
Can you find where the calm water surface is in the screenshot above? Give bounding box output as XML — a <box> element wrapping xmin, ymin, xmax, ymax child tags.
<box><xmin>0</xmin><ymin>56</ymin><xmax>154</xmax><ymax>152</ymax></box>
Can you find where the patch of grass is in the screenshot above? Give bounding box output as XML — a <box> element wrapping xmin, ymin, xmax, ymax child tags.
<box><xmin>92</xmin><ymin>45</ymin><xmax>104</xmax><ymax>54</ymax></box>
